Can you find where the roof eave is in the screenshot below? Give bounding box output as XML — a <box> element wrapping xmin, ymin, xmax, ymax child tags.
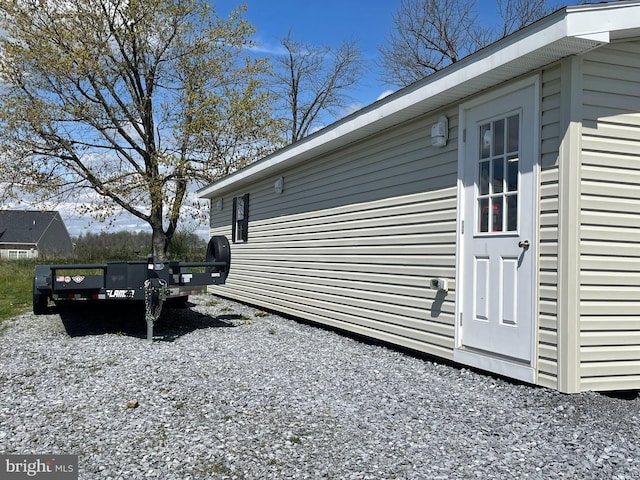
<box><xmin>198</xmin><ymin>1</ymin><xmax>640</xmax><ymax>199</ymax></box>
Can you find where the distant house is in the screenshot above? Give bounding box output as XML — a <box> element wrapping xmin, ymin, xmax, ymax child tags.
<box><xmin>199</xmin><ymin>1</ymin><xmax>640</xmax><ymax>393</ymax></box>
<box><xmin>0</xmin><ymin>210</ymin><xmax>73</xmax><ymax>259</ymax></box>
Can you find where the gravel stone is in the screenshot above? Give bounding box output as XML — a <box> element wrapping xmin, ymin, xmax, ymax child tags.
<box><xmin>1</xmin><ymin>294</ymin><xmax>640</xmax><ymax>479</ymax></box>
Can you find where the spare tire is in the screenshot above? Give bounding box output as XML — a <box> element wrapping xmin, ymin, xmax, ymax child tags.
<box><xmin>205</xmin><ymin>235</ymin><xmax>231</xmax><ymax>274</ymax></box>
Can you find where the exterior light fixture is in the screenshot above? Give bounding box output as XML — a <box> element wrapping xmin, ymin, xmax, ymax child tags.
<box><xmin>274</xmin><ymin>176</ymin><xmax>284</xmax><ymax>194</ymax></box>
<box><xmin>431</xmin><ymin>115</ymin><xmax>449</xmax><ymax>147</ymax></box>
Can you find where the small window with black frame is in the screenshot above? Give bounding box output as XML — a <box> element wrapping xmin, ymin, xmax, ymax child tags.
<box><xmin>232</xmin><ymin>193</ymin><xmax>249</xmax><ymax>243</ymax></box>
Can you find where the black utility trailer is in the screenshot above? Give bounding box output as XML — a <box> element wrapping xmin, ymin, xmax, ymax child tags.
<box><xmin>32</xmin><ymin>235</ymin><xmax>231</xmax><ymax>340</ymax></box>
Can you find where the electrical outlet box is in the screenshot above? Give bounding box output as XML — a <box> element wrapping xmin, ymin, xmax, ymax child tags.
<box><xmin>430</xmin><ymin>278</ymin><xmax>448</xmax><ymax>292</ymax></box>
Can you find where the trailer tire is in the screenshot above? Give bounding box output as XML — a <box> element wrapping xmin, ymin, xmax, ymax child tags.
<box><xmin>32</xmin><ymin>278</ymin><xmax>49</xmax><ymax>315</ymax></box>
<box><xmin>164</xmin><ymin>296</ymin><xmax>189</xmax><ymax>309</ymax></box>
<box><xmin>206</xmin><ymin>235</ymin><xmax>231</xmax><ymax>273</ymax></box>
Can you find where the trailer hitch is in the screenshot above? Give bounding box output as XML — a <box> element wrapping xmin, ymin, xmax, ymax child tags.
<box><xmin>143</xmin><ymin>278</ymin><xmax>168</xmax><ymax>342</ymax></box>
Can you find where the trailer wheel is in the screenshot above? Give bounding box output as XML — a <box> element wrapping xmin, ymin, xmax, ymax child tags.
<box><xmin>206</xmin><ymin>235</ymin><xmax>231</xmax><ymax>273</ymax></box>
<box><xmin>32</xmin><ymin>278</ymin><xmax>49</xmax><ymax>315</ymax></box>
<box><xmin>164</xmin><ymin>296</ymin><xmax>189</xmax><ymax>309</ymax></box>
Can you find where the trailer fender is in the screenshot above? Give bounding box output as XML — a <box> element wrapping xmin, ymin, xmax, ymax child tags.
<box><xmin>33</xmin><ymin>265</ymin><xmax>52</xmax><ymax>315</ymax></box>
<box><xmin>205</xmin><ymin>235</ymin><xmax>231</xmax><ymax>274</ymax></box>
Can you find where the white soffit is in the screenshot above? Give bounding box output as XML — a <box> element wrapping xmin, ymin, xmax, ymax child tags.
<box><xmin>198</xmin><ymin>1</ymin><xmax>640</xmax><ymax>199</ymax></box>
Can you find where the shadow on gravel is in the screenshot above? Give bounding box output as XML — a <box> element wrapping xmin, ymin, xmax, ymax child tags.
<box><xmin>56</xmin><ymin>302</ymin><xmax>238</xmax><ymax>342</ymax></box>
<box><xmin>602</xmin><ymin>390</ymin><xmax>640</xmax><ymax>401</ymax></box>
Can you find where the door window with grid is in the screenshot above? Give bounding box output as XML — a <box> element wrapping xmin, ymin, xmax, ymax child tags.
<box><xmin>477</xmin><ymin>114</ymin><xmax>520</xmax><ymax>233</ymax></box>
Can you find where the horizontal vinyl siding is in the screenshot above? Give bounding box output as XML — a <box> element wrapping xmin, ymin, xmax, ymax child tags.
<box><xmin>579</xmin><ymin>41</ymin><xmax>640</xmax><ymax>391</ymax></box>
<box><xmin>210</xmin><ymin>111</ymin><xmax>459</xmax><ymax>360</ymax></box>
<box><xmin>538</xmin><ymin>65</ymin><xmax>562</xmax><ymax>389</ymax></box>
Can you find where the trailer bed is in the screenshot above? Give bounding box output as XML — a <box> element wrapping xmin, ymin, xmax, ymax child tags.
<box><xmin>32</xmin><ymin>235</ymin><xmax>231</xmax><ymax>340</ymax></box>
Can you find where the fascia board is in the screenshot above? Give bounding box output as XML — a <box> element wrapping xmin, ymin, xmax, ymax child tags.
<box><xmin>566</xmin><ymin>1</ymin><xmax>640</xmax><ymax>36</ymax></box>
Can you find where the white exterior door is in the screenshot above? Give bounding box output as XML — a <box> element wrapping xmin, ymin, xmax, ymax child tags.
<box><xmin>459</xmin><ymin>81</ymin><xmax>538</xmax><ymax>364</ymax></box>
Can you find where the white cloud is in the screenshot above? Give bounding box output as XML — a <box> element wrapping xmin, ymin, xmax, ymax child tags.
<box><xmin>342</xmin><ymin>102</ymin><xmax>365</xmax><ymax>117</ymax></box>
<box><xmin>377</xmin><ymin>89</ymin><xmax>394</xmax><ymax>101</ymax></box>
<box><xmin>247</xmin><ymin>40</ymin><xmax>287</xmax><ymax>56</ymax></box>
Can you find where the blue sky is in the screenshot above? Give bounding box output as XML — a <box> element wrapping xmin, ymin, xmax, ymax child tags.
<box><xmin>215</xmin><ymin>0</ymin><xmax>402</xmax><ymax>110</ymax></box>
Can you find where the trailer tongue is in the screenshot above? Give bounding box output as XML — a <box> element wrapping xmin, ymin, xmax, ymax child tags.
<box><xmin>32</xmin><ymin>235</ymin><xmax>231</xmax><ymax>341</ymax></box>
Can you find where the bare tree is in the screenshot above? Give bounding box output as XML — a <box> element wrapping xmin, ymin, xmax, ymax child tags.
<box><xmin>380</xmin><ymin>0</ymin><xmax>555</xmax><ymax>87</ymax></box>
<box><xmin>496</xmin><ymin>0</ymin><xmax>555</xmax><ymax>38</ymax></box>
<box><xmin>272</xmin><ymin>32</ymin><xmax>364</xmax><ymax>144</ymax></box>
<box><xmin>0</xmin><ymin>0</ymin><xmax>281</xmax><ymax>259</ymax></box>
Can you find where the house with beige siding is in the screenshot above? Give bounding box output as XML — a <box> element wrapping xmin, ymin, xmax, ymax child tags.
<box><xmin>198</xmin><ymin>1</ymin><xmax>640</xmax><ymax>393</ymax></box>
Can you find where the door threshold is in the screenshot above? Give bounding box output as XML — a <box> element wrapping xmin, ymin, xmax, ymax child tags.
<box><xmin>454</xmin><ymin>347</ymin><xmax>535</xmax><ymax>384</ymax></box>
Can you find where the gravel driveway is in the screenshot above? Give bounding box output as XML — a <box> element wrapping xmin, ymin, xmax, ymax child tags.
<box><xmin>1</xmin><ymin>294</ymin><xmax>639</xmax><ymax>479</ymax></box>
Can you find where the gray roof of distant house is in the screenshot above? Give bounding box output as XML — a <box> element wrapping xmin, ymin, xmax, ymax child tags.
<box><xmin>0</xmin><ymin>210</ymin><xmax>64</xmax><ymax>245</ymax></box>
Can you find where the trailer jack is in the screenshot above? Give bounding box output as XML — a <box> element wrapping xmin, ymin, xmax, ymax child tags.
<box><xmin>144</xmin><ymin>278</ymin><xmax>168</xmax><ymax>342</ymax></box>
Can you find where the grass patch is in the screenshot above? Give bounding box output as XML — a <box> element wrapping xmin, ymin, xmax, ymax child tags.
<box><xmin>0</xmin><ymin>260</ymin><xmax>36</xmax><ymax>322</ymax></box>
<box><xmin>0</xmin><ymin>258</ymin><xmax>103</xmax><ymax>322</ymax></box>
<box><xmin>51</xmin><ymin>267</ymin><xmax>104</xmax><ymax>276</ymax></box>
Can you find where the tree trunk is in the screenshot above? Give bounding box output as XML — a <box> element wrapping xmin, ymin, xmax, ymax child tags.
<box><xmin>150</xmin><ymin>216</ymin><xmax>169</xmax><ymax>261</ymax></box>
<box><xmin>148</xmin><ymin>177</ymin><xmax>170</xmax><ymax>260</ymax></box>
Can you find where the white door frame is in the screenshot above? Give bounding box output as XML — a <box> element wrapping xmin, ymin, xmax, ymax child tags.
<box><xmin>454</xmin><ymin>76</ymin><xmax>540</xmax><ymax>383</ymax></box>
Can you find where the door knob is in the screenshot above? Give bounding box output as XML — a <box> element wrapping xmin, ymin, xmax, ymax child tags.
<box><xmin>518</xmin><ymin>240</ymin><xmax>530</xmax><ymax>250</ymax></box>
